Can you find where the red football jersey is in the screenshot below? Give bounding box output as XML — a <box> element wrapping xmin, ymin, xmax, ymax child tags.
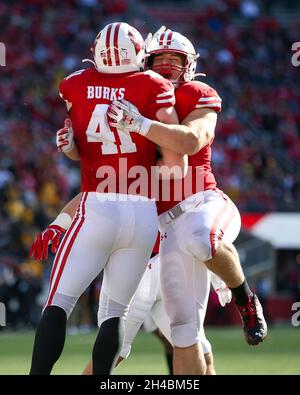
<box><xmin>157</xmin><ymin>80</ymin><xmax>222</xmax><ymax>214</ymax></box>
<box><xmin>59</xmin><ymin>68</ymin><xmax>175</xmax><ymax>196</ymax></box>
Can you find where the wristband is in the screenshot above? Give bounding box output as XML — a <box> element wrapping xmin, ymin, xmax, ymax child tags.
<box><xmin>138</xmin><ymin>116</ymin><xmax>152</xmax><ymax>136</ymax></box>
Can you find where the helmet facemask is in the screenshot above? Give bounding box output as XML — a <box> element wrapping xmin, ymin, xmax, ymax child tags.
<box><xmin>147</xmin><ymin>51</ymin><xmax>198</xmax><ymax>86</ymax></box>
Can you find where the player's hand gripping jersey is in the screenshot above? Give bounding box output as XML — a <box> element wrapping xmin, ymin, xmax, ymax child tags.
<box><xmin>59</xmin><ymin>68</ymin><xmax>175</xmax><ymax>196</ymax></box>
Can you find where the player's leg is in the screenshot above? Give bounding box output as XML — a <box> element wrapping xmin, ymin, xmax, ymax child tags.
<box><xmin>92</xmin><ymin>200</ymin><xmax>158</xmax><ymax>375</ymax></box>
<box><xmin>159</xmin><ymin>221</ymin><xmax>210</xmax><ymax>375</ymax></box>
<box><xmin>204</xmin><ymin>352</ymin><xmax>216</xmax><ymax>375</ymax></box>
<box><xmin>152</xmin><ymin>298</ymin><xmax>216</xmax><ymax>375</ymax></box>
<box><xmin>152</xmin><ymin>245</ymin><xmax>216</xmax><ymax>375</ymax></box>
<box><xmin>197</xmin><ymin>313</ymin><xmax>216</xmax><ymax>375</ymax></box>
<box><xmin>138</xmin><ymin>259</ymin><xmax>174</xmax><ymax>375</ymax></box>
<box><xmin>149</xmin><ymin>264</ymin><xmax>174</xmax><ymax>375</ymax></box>
<box><xmin>150</xmin><ymin>301</ymin><xmax>173</xmax><ymax>375</ymax></box>
<box><xmin>153</xmin><ymin>329</ymin><xmax>174</xmax><ymax>374</ymax></box>
<box><xmin>172</xmin><ymin>260</ymin><xmax>211</xmax><ymax>376</ymax></box>
<box><xmin>83</xmin><ymin>253</ymin><xmax>158</xmax><ymax>375</ymax></box>
<box><xmin>30</xmin><ymin>193</ymin><xmax>117</xmax><ymax>374</ymax></box>
<box><xmin>116</xmin><ymin>254</ymin><xmax>174</xmax><ymax>375</ymax></box>
<box><xmin>82</xmin><ymin>360</ymin><xmax>93</xmax><ymax>375</ymax></box>
<box><xmin>206</xmin><ymin>240</ymin><xmax>267</xmax><ymax>344</ymax></box>
<box><xmin>188</xmin><ymin>190</ymin><xmax>267</xmax><ymax>345</ymax></box>
<box><xmin>93</xmin><ymin>253</ymin><xmax>156</xmax><ymax>375</ymax></box>
<box><xmin>83</xmin><ymin>357</ymin><xmax>126</xmax><ymax>375</ymax></box>
<box><xmin>203</xmin><ymin>196</ymin><xmax>250</xmax><ymax>300</ymax></box>
<box><xmin>119</xmin><ymin>255</ymin><xmax>159</xmax><ymax>360</ymax></box>
<box><xmin>185</xmin><ymin>190</ymin><xmax>243</xmax><ymax>288</ymax></box>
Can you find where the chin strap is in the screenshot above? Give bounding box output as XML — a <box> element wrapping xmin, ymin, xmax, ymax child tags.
<box><xmin>194</xmin><ymin>72</ymin><xmax>207</xmax><ymax>78</ymax></box>
<box><xmin>82</xmin><ymin>57</ymin><xmax>207</xmax><ymax>80</ymax></box>
<box><xmin>171</xmin><ymin>72</ymin><xmax>206</xmax><ymax>87</ymax></box>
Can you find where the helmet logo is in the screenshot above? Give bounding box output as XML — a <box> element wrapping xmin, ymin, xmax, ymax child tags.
<box><xmin>100</xmin><ymin>50</ymin><xmax>108</xmax><ymax>66</ymax></box>
<box><xmin>128</xmin><ymin>29</ymin><xmax>144</xmax><ymax>55</ymax></box>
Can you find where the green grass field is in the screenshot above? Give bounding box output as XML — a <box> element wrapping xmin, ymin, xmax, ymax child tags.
<box><xmin>0</xmin><ymin>326</ymin><xmax>299</xmax><ymax>375</ymax></box>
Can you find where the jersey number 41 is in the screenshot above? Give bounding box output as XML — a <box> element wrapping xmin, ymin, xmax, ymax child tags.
<box><xmin>86</xmin><ymin>104</ymin><xmax>137</xmax><ymax>155</ymax></box>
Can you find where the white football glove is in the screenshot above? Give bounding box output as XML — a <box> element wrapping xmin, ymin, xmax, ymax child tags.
<box><xmin>106</xmin><ymin>99</ymin><xmax>152</xmax><ymax>136</ymax></box>
<box><xmin>56</xmin><ymin>118</ymin><xmax>74</xmax><ymax>153</ymax></box>
<box><xmin>211</xmin><ymin>272</ymin><xmax>232</xmax><ymax>307</ymax></box>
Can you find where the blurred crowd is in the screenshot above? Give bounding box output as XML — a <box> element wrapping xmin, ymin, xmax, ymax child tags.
<box><xmin>192</xmin><ymin>1</ymin><xmax>300</xmax><ymax>212</ymax></box>
<box><xmin>0</xmin><ymin>0</ymin><xmax>299</xmax><ymax>328</ymax></box>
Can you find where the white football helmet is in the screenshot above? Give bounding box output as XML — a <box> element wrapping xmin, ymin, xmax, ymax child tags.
<box><xmin>145</xmin><ymin>27</ymin><xmax>200</xmax><ymax>83</ymax></box>
<box><xmin>92</xmin><ymin>22</ymin><xmax>146</xmax><ymax>73</ymax></box>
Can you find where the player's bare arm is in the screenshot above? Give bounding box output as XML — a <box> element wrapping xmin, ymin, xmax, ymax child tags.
<box><xmin>155</xmin><ymin>106</ymin><xmax>188</xmax><ymax>178</ymax></box>
<box><xmin>58</xmin><ymin>192</ymin><xmax>82</xmax><ymax>219</ymax></box>
<box><xmin>64</xmin><ymin>145</ymin><xmax>80</xmax><ymax>161</ymax></box>
<box><xmin>107</xmin><ymin>100</ymin><xmax>199</xmax><ymax>156</ymax></box>
<box><xmin>145</xmin><ymin>107</ymin><xmax>217</xmax><ymax>156</ymax></box>
<box><xmin>107</xmin><ymin>99</ymin><xmax>218</xmax><ymax>156</ymax></box>
<box><xmin>146</xmin><ymin>119</ymin><xmax>199</xmax><ymax>156</ymax></box>
<box><xmin>180</xmin><ymin>107</ymin><xmax>217</xmax><ymax>153</ymax></box>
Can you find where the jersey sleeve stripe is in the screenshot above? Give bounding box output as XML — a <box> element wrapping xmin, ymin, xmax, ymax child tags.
<box><xmin>157</xmin><ymin>89</ymin><xmax>175</xmax><ymax>98</ymax></box>
<box><xmin>195</xmin><ymin>103</ymin><xmax>221</xmax><ymax>108</ymax></box>
<box><xmin>65</xmin><ymin>69</ymin><xmax>85</xmax><ymax>80</ymax></box>
<box><xmin>198</xmin><ymin>96</ymin><xmax>221</xmax><ymax>102</ymax></box>
<box><xmin>198</xmin><ymin>102</ymin><xmax>222</xmax><ymax>106</ymax></box>
<box><xmin>197</xmin><ymin>99</ymin><xmax>222</xmax><ymax>104</ymax></box>
<box><xmin>156</xmin><ymin>98</ymin><xmax>175</xmax><ymax>104</ymax></box>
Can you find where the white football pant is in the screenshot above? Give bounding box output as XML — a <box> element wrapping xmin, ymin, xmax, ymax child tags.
<box><xmin>116</xmin><ymin>254</ymin><xmax>212</xmax><ymax>359</ymax></box>
<box><xmin>45</xmin><ymin>192</ymin><xmax>158</xmax><ymax>325</ymax></box>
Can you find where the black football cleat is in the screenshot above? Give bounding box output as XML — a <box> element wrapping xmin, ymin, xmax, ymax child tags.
<box><xmin>236</xmin><ymin>294</ymin><xmax>268</xmax><ymax>346</ymax></box>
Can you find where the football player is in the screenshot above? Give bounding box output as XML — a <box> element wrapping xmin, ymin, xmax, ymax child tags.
<box><xmin>29</xmin><ymin>22</ymin><xmax>190</xmax><ymax>375</ymax></box>
<box><xmin>82</xmin><ymin>255</ymin><xmax>226</xmax><ymax>376</ymax></box>
<box><xmin>107</xmin><ymin>27</ymin><xmax>268</xmax><ymax>375</ymax></box>
<box><xmin>31</xmin><ymin>198</ymin><xmax>231</xmax><ymax>375</ymax></box>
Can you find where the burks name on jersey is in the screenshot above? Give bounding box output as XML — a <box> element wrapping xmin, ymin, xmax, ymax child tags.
<box><xmin>87</xmin><ymin>86</ymin><xmax>125</xmax><ymax>101</ymax></box>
